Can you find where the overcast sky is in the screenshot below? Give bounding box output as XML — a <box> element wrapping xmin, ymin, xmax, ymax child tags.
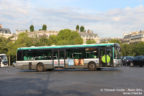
<box><xmin>0</xmin><ymin>0</ymin><xmax>144</xmax><ymax>37</ymax></box>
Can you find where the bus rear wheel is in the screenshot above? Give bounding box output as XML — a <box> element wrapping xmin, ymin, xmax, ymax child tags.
<box><xmin>36</xmin><ymin>63</ymin><xmax>45</xmax><ymax>72</ymax></box>
<box><xmin>88</xmin><ymin>62</ymin><xmax>96</xmax><ymax>71</ymax></box>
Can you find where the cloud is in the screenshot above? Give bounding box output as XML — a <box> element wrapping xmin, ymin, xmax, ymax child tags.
<box><xmin>0</xmin><ymin>0</ymin><xmax>144</xmax><ymax>38</ymax></box>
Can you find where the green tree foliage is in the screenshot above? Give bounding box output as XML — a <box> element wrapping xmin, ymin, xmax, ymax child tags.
<box><xmin>108</xmin><ymin>39</ymin><xmax>121</xmax><ymax>44</ymax></box>
<box><xmin>121</xmin><ymin>44</ymin><xmax>132</xmax><ymax>56</ymax></box>
<box><xmin>48</xmin><ymin>35</ymin><xmax>57</xmax><ymax>45</ymax></box>
<box><xmin>80</xmin><ymin>26</ymin><xmax>85</xmax><ymax>32</ymax></box>
<box><xmin>35</xmin><ymin>35</ymin><xmax>49</xmax><ymax>46</ymax></box>
<box><xmin>120</xmin><ymin>42</ymin><xmax>144</xmax><ymax>56</ymax></box>
<box><xmin>56</xmin><ymin>29</ymin><xmax>83</xmax><ymax>45</ymax></box>
<box><xmin>86</xmin><ymin>39</ymin><xmax>96</xmax><ymax>44</ymax></box>
<box><xmin>15</xmin><ymin>32</ymin><xmax>33</xmax><ymax>47</ymax></box>
<box><xmin>76</xmin><ymin>25</ymin><xmax>79</xmax><ymax>32</ymax></box>
<box><xmin>6</xmin><ymin>32</ymin><xmax>33</xmax><ymax>59</ymax></box>
<box><xmin>42</xmin><ymin>24</ymin><xmax>47</xmax><ymax>31</ymax></box>
<box><xmin>30</xmin><ymin>25</ymin><xmax>34</xmax><ymax>32</ymax></box>
<box><xmin>0</xmin><ymin>36</ymin><xmax>9</xmax><ymax>53</ymax></box>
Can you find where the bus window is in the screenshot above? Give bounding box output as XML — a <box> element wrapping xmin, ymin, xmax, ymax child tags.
<box><xmin>47</xmin><ymin>51</ymin><xmax>52</xmax><ymax>60</ymax></box>
<box><xmin>72</xmin><ymin>48</ymin><xmax>85</xmax><ymax>59</ymax></box>
<box><xmin>23</xmin><ymin>50</ymin><xmax>52</xmax><ymax>60</ymax></box>
<box><xmin>106</xmin><ymin>48</ymin><xmax>112</xmax><ymax>57</ymax></box>
<box><xmin>85</xmin><ymin>48</ymin><xmax>98</xmax><ymax>58</ymax></box>
<box><xmin>114</xmin><ymin>47</ymin><xmax>121</xmax><ymax>59</ymax></box>
<box><xmin>59</xmin><ymin>50</ymin><xmax>64</xmax><ymax>59</ymax></box>
<box><xmin>66</xmin><ymin>49</ymin><xmax>73</xmax><ymax>59</ymax></box>
<box><xmin>17</xmin><ymin>50</ymin><xmax>23</xmax><ymax>61</ymax></box>
<box><xmin>53</xmin><ymin>51</ymin><xmax>58</xmax><ymax>59</ymax></box>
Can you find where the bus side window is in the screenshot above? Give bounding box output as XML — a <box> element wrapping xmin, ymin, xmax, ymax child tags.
<box><xmin>59</xmin><ymin>50</ymin><xmax>64</xmax><ymax>59</ymax></box>
<box><xmin>47</xmin><ymin>51</ymin><xmax>52</xmax><ymax>60</ymax></box>
<box><xmin>17</xmin><ymin>50</ymin><xmax>23</xmax><ymax>60</ymax></box>
<box><xmin>85</xmin><ymin>48</ymin><xmax>98</xmax><ymax>59</ymax></box>
<box><xmin>53</xmin><ymin>51</ymin><xmax>58</xmax><ymax>59</ymax></box>
<box><xmin>66</xmin><ymin>49</ymin><xmax>73</xmax><ymax>59</ymax></box>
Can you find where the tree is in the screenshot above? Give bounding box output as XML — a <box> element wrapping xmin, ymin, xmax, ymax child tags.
<box><xmin>76</xmin><ymin>25</ymin><xmax>79</xmax><ymax>32</ymax></box>
<box><xmin>120</xmin><ymin>42</ymin><xmax>144</xmax><ymax>56</ymax></box>
<box><xmin>25</xmin><ymin>30</ymin><xmax>28</xmax><ymax>32</ymax></box>
<box><xmin>56</xmin><ymin>29</ymin><xmax>83</xmax><ymax>45</ymax></box>
<box><xmin>48</xmin><ymin>35</ymin><xmax>57</xmax><ymax>45</ymax></box>
<box><xmin>42</xmin><ymin>24</ymin><xmax>47</xmax><ymax>31</ymax></box>
<box><xmin>86</xmin><ymin>39</ymin><xmax>96</xmax><ymax>44</ymax></box>
<box><xmin>30</xmin><ymin>25</ymin><xmax>34</xmax><ymax>32</ymax></box>
<box><xmin>80</xmin><ymin>26</ymin><xmax>85</xmax><ymax>32</ymax></box>
<box><xmin>131</xmin><ymin>42</ymin><xmax>144</xmax><ymax>56</ymax></box>
<box><xmin>15</xmin><ymin>32</ymin><xmax>33</xmax><ymax>47</ymax></box>
<box><xmin>0</xmin><ymin>36</ymin><xmax>9</xmax><ymax>53</ymax></box>
<box><xmin>121</xmin><ymin>44</ymin><xmax>132</xmax><ymax>56</ymax></box>
<box><xmin>36</xmin><ymin>35</ymin><xmax>49</xmax><ymax>46</ymax></box>
<box><xmin>108</xmin><ymin>39</ymin><xmax>121</xmax><ymax>44</ymax></box>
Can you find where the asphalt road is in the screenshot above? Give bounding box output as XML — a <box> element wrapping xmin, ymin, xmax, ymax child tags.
<box><xmin>0</xmin><ymin>67</ymin><xmax>144</xmax><ymax>96</ymax></box>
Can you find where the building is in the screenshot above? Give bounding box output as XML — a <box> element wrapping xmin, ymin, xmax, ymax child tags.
<box><xmin>0</xmin><ymin>24</ymin><xmax>2</xmax><ymax>28</ymax></box>
<box><xmin>0</xmin><ymin>24</ymin><xmax>13</xmax><ymax>38</ymax></box>
<box><xmin>16</xmin><ymin>30</ymin><xmax>58</xmax><ymax>38</ymax></box>
<box><xmin>79</xmin><ymin>30</ymin><xmax>100</xmax><ymax>44</ymax></box>
<box><xmin>100</xmin><ymin>38</ymin><xmax>122</xmax><ymax>43</ymax></box>
<box><xmin>123</xmin><ymin>30</ymin><xmax>144</xmax><ymax>44</ymax></box>
<box><xmin>28</xmin><ymin>30</ymin><xmax>58</xmax><ymax>38</ymax></box>
<box><xmin>16</xmin><ymin>30</ymin><xmax>100</xmax><ymax>44</ymax></box>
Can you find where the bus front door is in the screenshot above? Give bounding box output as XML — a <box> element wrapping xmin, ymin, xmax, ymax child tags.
<box><xmin>53</xmin><ymin>50</ymin><xmax>65</xmax><ymax>68</ymax></box>
<box><xmin>99</xmin><ymin>47</ymin><xmax>113</xmax><ymax>67</ymax></box>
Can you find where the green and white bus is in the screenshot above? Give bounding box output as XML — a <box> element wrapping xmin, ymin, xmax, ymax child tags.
<box><xmin>14</xmin><ymin>43</ymin><xmax>122</xmax><ymax>71</ymax></box>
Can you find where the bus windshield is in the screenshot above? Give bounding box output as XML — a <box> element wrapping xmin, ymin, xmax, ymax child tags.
<box><xmin>114</xmin><ymin>47</ymin><xmax>121</xmax><ymax>59</ymax></box>
<box><xmin>0</xmin><ymin>55</ymin><xmax>8</xmax><ymax>61</ymax></box>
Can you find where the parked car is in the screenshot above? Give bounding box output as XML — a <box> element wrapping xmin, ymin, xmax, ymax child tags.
<box><xmin>122</xmin><ymin>56</ymin><xmax>134</xmax><ymax>66</ymax></box>
<box><xmin>133</xmin><ymin>56</ymin><xmax>144</xmax><ymax>67</ymax></box>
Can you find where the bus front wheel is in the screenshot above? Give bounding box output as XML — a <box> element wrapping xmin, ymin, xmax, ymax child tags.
<box><xmin>88</xmin><ymin>62</ymin><xmax>96</xmax><ymax>71</ymax></box>
<box><xmin>36</xmin><ymin>63</ymin><xmax>45</xmax><ymax>72</ymax></box>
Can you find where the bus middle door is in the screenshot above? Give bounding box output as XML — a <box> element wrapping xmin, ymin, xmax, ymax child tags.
<box><xmin>53</xmin><ymin>50</ymin><xmax>65</xmax><ymax>68</ymax></box>
<box><xmin>99</xmin><ymin>47</ymin><xmax>113</xmax><ymax>67</ymax></box>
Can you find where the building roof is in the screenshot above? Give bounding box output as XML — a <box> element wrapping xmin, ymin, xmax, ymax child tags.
<box><xmin>0</xmin><ymin>28</ymin><xmax>11</xmax><ymax>34</ymax></box>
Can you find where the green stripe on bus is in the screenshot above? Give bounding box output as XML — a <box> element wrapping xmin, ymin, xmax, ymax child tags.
<box><xmin>18</xmin><ymin>43</ymin><xmax>116</xmax><ymax>50</ymax></box>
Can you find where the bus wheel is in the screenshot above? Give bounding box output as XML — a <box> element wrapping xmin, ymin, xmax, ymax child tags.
<box><xmin>36</xmin><ymin>63</ymin><xmax>45</xmax><ymax>72</ymax></box>
<box><xmin>88</xmin><ymin>62</ymin><xmax>96</xmax><ymax>71</ymax></box>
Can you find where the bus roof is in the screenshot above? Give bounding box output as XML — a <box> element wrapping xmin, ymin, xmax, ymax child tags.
<box><xmin>17</xmin><ymin>43</ymin><xmax>119</xmax><ymax>50</ymax></box>
<box><xmin>0</xmin><ymin>54</ymin><xmax>6</xmax><ymax>55</ymax></box>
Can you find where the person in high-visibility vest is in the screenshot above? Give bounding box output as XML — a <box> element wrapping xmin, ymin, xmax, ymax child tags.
<box><xmin>102</xmin><ymin>55</ymin><xmax>111</xmax><ymax>63</ymax></box>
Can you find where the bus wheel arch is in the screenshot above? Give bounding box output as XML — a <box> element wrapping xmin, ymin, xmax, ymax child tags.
<box><xmin>36</xmin><ymin>63</ymin><xmax>45</xmax><ymax>72</ymax></box>
<box><xmin>88</xmin><ymin>61</ymin><xmax>96</xmax><ymax>71</ymax></box>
